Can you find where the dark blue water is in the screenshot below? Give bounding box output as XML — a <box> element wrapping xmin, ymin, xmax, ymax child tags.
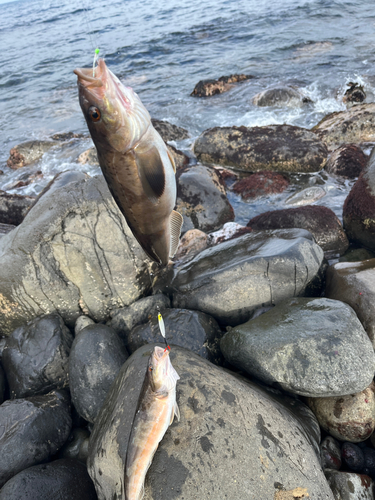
<box><xmin>1</xmin><ymin>0</ymin><xmax>375</xmax><ymax>220</ymax></box>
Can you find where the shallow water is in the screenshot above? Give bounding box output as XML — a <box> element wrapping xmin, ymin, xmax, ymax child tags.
<box><xmin>1</xmin><ymin>0</ymin><xmax>375</xmax><ymax>223</ymax></box>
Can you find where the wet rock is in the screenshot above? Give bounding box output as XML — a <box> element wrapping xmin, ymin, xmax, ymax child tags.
<box><xmin>191</xmin><ymin>74</ymin><xmax>253</xmax><ymax>97</ymax></box>
<box><xmin>6</xmin><ymin>140</ymin><xmax>58</xmax><ymax>169</ymax></box>
<box><xmin>364</xmin><ymin>448</ymin><xmax>375</xmax><ymax>479</ymax></box>
<box><xmin>0</xmin><ymin>190</ymin><xmax>35</xmax><ymax>226</ymax></box>
<box><xmin>0</xmin><ymin>390</ymin><xmax>72</xmax><ymax>487</ymax></box>
<box><xmin>88</xmin><ymin>344</ymin><xmax>334</xmax><ymax>500</ymax></box>
<box><xmin>284</xmin><ymin>186</ymin><xmax>326</xmax><ymax>206</ymax></box>
<box><xmin>252</xmin><ymin>86</ymin><xmax>312</xmax><ymax>107</ymax></box>
<box><xmin>0</xmin><ymin>458</ymin><xmax>97</xmax><ymax>500</ymax></box>
<box><xmin>126</xmin><ymin>308</ymin><xmax>224</xmax><ymax>364</ymax></box>
<box><xmin>208</xmin><ymin>221</ymin><xmax>252</xmax><ymax>245</ymax></box>
<box><xmin>232</xmin><ymin>170</ymin><xmax>289</xmax><ymax>199</ymax></box>
<box><xmin>320</xmin><ymin>436</ymin><xmax>342</xmax><ymax>470</ymax></box>
<box><xmin>325</xmin><ymin>470</ymin><xmax>374</xmax><ymax>499</ymax></box>
<box><xmin>166</xmin><ymin>143</ymin><xmax>190</xmax><ymax>170</ymax></box>
<box><xmin>343</xmin><ymin>82</ymin><xmax>366</xmax><ymax>106</ymax></box>
<box><xmin>248</xmin><ymin>205</ymin><xmax>349</xmax><ymax>258</ymax></box>
<box><xmin>108</xmin><ymin>294</ymin><xmax>171</xmax><ymax>342</ymax></box>
<box><xmin>156</xmin><ymin>229</ymin><xmax>324</xmax><ymax>326</ymax></box>
<box><xmin>312</xmin><ymin>103</ymin><xmax>375</xmax><ymax>150</ymax></box>
<box><xmin>0</xmin><ymin>175</ymin><xmax>152</xmax><ymax>337</ymax></box>
<box><xmin>307</xmin><ymin>383</ymin><xmax>375</xmax><ymax>442</ymax></box>
<box><xmin>341</xmin><ymin>443</ymin><xmax>366</xmax><ymax>472</ymax></box>
<box><xmin>325</xmin><ymin>259</ymin><xmax>375</xmax><ymax>346</ymax></box>
<box><xmin>2</xmin><ymin>313</ymin><xmax>73</xmax><ymax>399</ymax></box>
<box><xmin>77</xmin><ymin>147</ymin><xmax>99</xmax><ymax>165</ymax></box>
<box><xmin>343</xmin><ymin>147</ymin><xmax>375</xmax><ymax>250</ymax></box>
<box><xmin>3</xmin><ymin>169</ymin><xmax>43</xmax><ymax>191</ymax></box>
<box><xmin>57</xmin><ymin>428</ymin><xmax>90</xmax><ymax>463</ymax></box>
<box><xmin>174</xmin><ymin>228</ymin><xmax>209</xmax><ymax>261</ymax></box>
<box><xmin>30</xmin><ymin>170</ymin><xmax>89</xmax><ymax>209</ymax></box>
<box><xmin>176</xmin><ymin>164</ymin><xmax>234</xmax><ymax>234</ymax></box>
<box><xmin>51</xmin><ymin>132</ymin><xmax>86</xmax><ymax>141</ymax></box>
<box><xmin>194</xmin><ymin>124</ymin><xmax>328</xmax><ymax>173</ymax></box>
<box><xmin>0</xmin><ymin>362</ymin><xmax>6</xmax><ymax>404</ymax></box>
<box><xmin>150</xmin><ymin>119</ymin><xmax>190</xmax><ymax>141</ymax></box>
<box><xmin>326</xmin><ymin>144</ymin><xmax>368</xmax><ymax>178</ymax></box>
<box><xmin>69</xmin><ymin>323</ymin><xmax>129</xmax><ymax>423</ymax></box>
<box><xmin>75</xmin><ymin>315</ymin><xmax>95</xmax><ymax>335</ymax></box>
<box><xmin>339</xmin><ymin>247</ymin><xmax>375</xmax><ymax>262</ymax></box>
<box><xmin>220</xmin><ymin>297</ymin><xmax>375</xmax><ymax>397</ymax></box>
<box><xmin>0</xmin><ymin>222</ymin><xmax>15</xmax><ymax>236</ymax></box>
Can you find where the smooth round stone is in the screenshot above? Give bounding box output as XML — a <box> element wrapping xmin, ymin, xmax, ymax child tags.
<box><xmin>307</xmin><ymin>384</ymin><xmax>375</xmax><ymax>442</ymax></box>
<box><xmin>0</xmin><ymin>390</ymin><xmax>72</xmax><ymax>487</ymax></box>
<box><xmin>325</xmin><ymin>470</ymin><xmax>374</xmax><ymax>500</ymax></box>
<box><xmin>364</xmin><ymin>448</ymin><xmax>375</xmax><ymax>479</ymax></box>
<box><xmin>75</xmin><ymin>315</ymin><xmax>95</xmax><ymax>336</ymax></box>
<box><xmin>57</xmin><ymin>427</ymin><xmax>90</xmax><ymax>464</ymax></box>
<box><xmin>2</xmin><ymin>313</ymin><xmax>73</xmax><ymax>399</ymax></box>
<box><xmin>69</xmin><ymin>323</ymin><xmax>129</xmax><ymax>423</ymax></box>
<box><xmin>220</xmin><ymin>297</ymin><xmax>375</xmax><ymax>397</ymax></box>
<box><xmin>320</xmin><ymin>436</ymin><xmax>342</xmax><ymax>470</ymax></box>
<box><xmin>0</xmin><ymin>459</ymin><xmax>97</xmax><ymax>500</ymax></box>
<box><xmin>341</xmin><ymin>443</ymin><xmax>365</xmax><ymax>472</ymax></box>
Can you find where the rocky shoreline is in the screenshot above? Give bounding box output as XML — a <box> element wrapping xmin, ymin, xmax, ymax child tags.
<box><xmin>1</xmin><ymin>93</ymin><xmax>375</xmax><ymax>498</ymax></box>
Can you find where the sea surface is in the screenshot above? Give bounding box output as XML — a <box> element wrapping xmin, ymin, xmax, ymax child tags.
<box><xmin>1</xmin><ymin>0</ymin><xmax>375</xmax><ymax>223</ymax></box>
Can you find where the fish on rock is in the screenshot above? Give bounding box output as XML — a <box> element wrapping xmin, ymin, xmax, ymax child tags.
<box><xmin>74</xmin><ymin>58</ymin><xmax>183</xmax><ymax>266</ymax></box>
<box><xmin>125</xmin><ymin>346</ymin><xmax>180</xmax><ymax>500</ymax></box>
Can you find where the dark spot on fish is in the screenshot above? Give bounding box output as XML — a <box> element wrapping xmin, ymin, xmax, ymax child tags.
<box><xmin>221</xmin><ymin>390</ymin><xmax>236</xmax><ymax>405</ymax></box>
<box><xmin>187</xmin><ymin>396</ymin><xmax>200</xmax><ymax>413</ymax></box>
<box><xmin>217</xmin><ymin>418</ymin><xmax>225</xmax><ymax>428</ymax></box>
<box><xmin>148</xmin><ymin>449</ymin><xmax>189</xmax><ymax>500</ymax></box>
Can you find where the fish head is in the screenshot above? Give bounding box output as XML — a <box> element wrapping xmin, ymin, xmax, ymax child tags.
<box><xmin>148</xmin><ymin>346</ymin><xmax>180</xmax><ymax>393</ymax></box>
<box><xmin>74</xmin><ymin>58</ymin><xmax>151</xmax><ymax>152</ymax></box>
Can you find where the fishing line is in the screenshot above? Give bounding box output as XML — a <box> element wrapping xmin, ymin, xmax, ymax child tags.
<box><xmin>82</xmin><ymin>0</ymin><xmax>101</xmax><ymax>73</ymax></box>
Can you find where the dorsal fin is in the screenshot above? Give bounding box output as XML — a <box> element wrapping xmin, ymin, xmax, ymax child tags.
<box><xmin>133</xmin><ymin>144</ymin><xmax>165</xmax><ymax>203</ymax></box>
<box><xmin>169</xmin><ymin>210</ymin><xmax>183</xmax><ymax>257</ymax></box>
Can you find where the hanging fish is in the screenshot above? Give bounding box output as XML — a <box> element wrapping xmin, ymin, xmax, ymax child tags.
<box><xmin>74</xmin><ymin>58</ymin><xmax>183</xmax><ymax>266</ymax></box>
<box><xmin>125</xmin><ymin>346</ymin><xmax>180</xmax><ymax>500</ymax></box>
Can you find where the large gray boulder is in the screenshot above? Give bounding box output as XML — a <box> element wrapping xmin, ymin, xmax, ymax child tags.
<box><xmin>193</xmin><ymin>124</ymin><xmax>328</xmax><ymax>173</ymax></box>
<box><xmin>156</xmin><ymin>228</ymin><xmax>324</xmax><ymax>326</ymax></box>
<box><xmin>87</xmin><ymin>344</ymin><xmax>334</xmax><ymax>500</ymax></box>
<box><xmin>220</xmin><ymin>297</ymin><xmax>375</xmax><ymax>397</ymax></box>
<box><xmin>0</xmin><ymin>175</ymin><xmax>151</xmax><ymax>337</ymax></box>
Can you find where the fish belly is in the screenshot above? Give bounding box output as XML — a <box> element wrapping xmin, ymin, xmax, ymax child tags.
<box><xmin>125</xmin><ymin>396</ymin><xmax>174</xmax><ymax>500</ymax></box>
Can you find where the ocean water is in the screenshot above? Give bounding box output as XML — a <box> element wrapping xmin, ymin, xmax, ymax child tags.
<box><xmin>1</xmin><ymin>0</ymin><xmax>375</xmax><ymax>222</ymax></box>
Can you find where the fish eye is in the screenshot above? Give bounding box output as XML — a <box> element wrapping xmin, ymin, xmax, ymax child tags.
<box><xmin>88</xmin><ymin>106</ymin><xmax>101</xmax><ymax>122</ymax></box>
<box><xmin>148</xmin><ymin>365</ymin><xmax>153</xmax><ymax>371</ymax></box>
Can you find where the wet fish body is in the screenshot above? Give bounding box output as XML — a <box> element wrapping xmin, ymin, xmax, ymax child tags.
<box><xmin>125</xmin><ymin>346</ymin><xmax>180</xmax><ymax>500</ymax></box>
<box><xmin>74</xmin><ymin>59</ymin><xmax>182</xmax><ymax>266</ymax></box>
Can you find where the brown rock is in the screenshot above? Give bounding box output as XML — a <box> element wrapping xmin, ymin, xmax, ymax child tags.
<box><xmin>326</xmin><ymin>144</ymin><xmax>368</xmax><ymax>178</ymax></box>
<box><xmin>191</xmin><ymin>74</ymin><xmax>253</xmax><ymax>97</ymax></box>
<box><xmin>343</xmin><ymin>82</ymin><xmax>366</xmax><ymax>106</ymax></box>
<box><xmin>194</xmin><ymin>125</ymin><xmax>328</xmax><ymax>173</ymax></box>
<box><xmin>232</xmin><ymin>171</ymin><xmax>289</xmax><ymax>199</ymax></box>
<box><xmin>174</xmin><ymin>229</ymin><xmax>209</xmax><ymax>261</ymax></box>
<box><xmin>307</xmin><ymin>383</ymin><xmax>375</xmax><ymax>442</ymax></box>
<box><xmin>77</xmin><ymin>147</ymin><xmax>99</xmax><ymax>165</ymax></box>
<box><xmin>7</xmin><ymin>141</ymin><xmax>58</xmax><ymax>169</ymax></box>
<box><xmin>326</xmin><ymin>259</ymin><xmax>375</xmax><ymax>346</ymax></box>
<box><xmin>150</xmin><ymin>119</ymin><xmax>189</xmax><ymax>141</ymax></box>
<box><xmin>248</xmin><ymin>205</ymin><xmax>349</xmax><ymax>258</ymax></box>
<box><xmin>343</xmin><ymin>148</ymin><xmax>375</xmax><ymax>249</ymax></box>
<box><xmin>312</xmin><ymin>103</ymin><xmax>375</xmax><ymax>150</ymax></box>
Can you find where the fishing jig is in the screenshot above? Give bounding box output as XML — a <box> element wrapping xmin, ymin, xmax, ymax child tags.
<box><xmin>157</xmin><ymin>311</ymin><xmax>170</xmax><ymax>351</ymax></box>
<box><xmin>93</xmin><ymin>48</ymin><xmax>100</xmax><ymax>77</ymax></box>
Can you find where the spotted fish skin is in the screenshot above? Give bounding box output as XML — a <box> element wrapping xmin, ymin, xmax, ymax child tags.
<box><xmin>74</xmin><ymin>59</ymin><xmax>182</xmax><ymax>266</ymax></box>
<box><xmin>125</xmin><ymin>346</ymin><xmax>180</xmax><ymax>500</ymax></box>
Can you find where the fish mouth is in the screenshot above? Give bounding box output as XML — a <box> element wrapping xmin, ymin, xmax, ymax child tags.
<box><xmin>73</xmin><ymin>58</ymin><xmax>108</xmax><ymax>89</ymax></box>
<box><xmin>153</xmin><ymin>346</ymin><xmax>170</xmax><ymax>361</ymax></box>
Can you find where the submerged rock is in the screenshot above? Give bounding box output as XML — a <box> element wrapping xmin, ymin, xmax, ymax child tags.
<box><xmin>0</xmin><ymin>459</ymin><xmax>97</xmax><ymax>500</ymax></box>
<box><xmin>191</xmin><ymin>74</ymin><xmax>253</xmax><ymax>97</ymax></box>
<box><xmin>326</xmin><ymin>144</ymin><xmax>368</xmax><ymax>178</ymax></box>
<box><xmin>0</xmin><ymin>175</ymin><xmax>151</xmax><ymax>337</ymax></box>
<box><xmin>343</xmin><ymin>82</ymin><xmax>366</xmax><ymax>106</ymax></box>
<box><xmin>0</xmin><ymin>390</ymin><xmax>72</xmax><ymax>487</ymax></box>
<box><xmin>343</xmin><ymin>147</ymin><xmax>375</xmax><ymax>250</ymax></box>
<box><xmin>69</xmin><ymin>323</ymin><xmax>129</xmax><ymax>423</ymax></box>
<box><xmin>88</xmin><ymin>344</ymin><xmax>334</xmax><ymax>500</ymax></box>
<box><xmin>194</xmin><ymin>124</ymin><xmax>328</xmax><ymax>173</ymax></box>
<box><xmin>248</xmin><ymin>205</ymin><xmax>349</xmax><ymax>258</ymax></box>
<box><xmin>325</xmin><ymin>259</ymin><xmax>375</xmax><ymax>346</ymax></box>
<box><xmin>2</xmin><ymin>313</ymin><xmax>73</xmax><ymax>399</ymax></box>
<box><xmin>307</xmin><ymin>383</ymin><xmax>375</xmax><ymax>442</ymax></box>
<box><xmin>6</xmin><ymin>140</ymin><xmax>58</xmax><ymax>169</ymax></box>
<box><xmin>284</xmin><ymin>186</ymin><xmax>326</xmax><ymax>206</ymax></box>
<box><xmin>0</xmin><ymin>190</ymin><xmax>35</xmax><ymax>226</ymax></box>
<box><xmin>220</xmin><ymin>297</ymin><xmax>375</xmax><ymax>397</ymax></box>
<box><xmin>312</xmin><ymin>103</ymin><xmax>375</xmax><ymax>150</ymax></box>
<box><xmin>252</xmin><ymin>86</ymin><xmax>312</xmax><ymax>107</ymax></box>
<box><xmin>176</xmin><ymin>164</ymin><xmax>234</xmax><ymax>234</ymax></box>
<box><xmin>156</xmin><ymin>228</ymin><xmax>324</xmax><ymax>326</ymax></box>
<box><xmin>126</xmin><ymin>308</ymin><xmax>224</xmax><ymax>364</ymax></box>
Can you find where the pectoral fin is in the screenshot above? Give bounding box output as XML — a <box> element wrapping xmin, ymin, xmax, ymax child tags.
<box><xmin>167</xmin><ymin>149</ymin><xmax>176</xmax><ymax>173</ymax></box>
<box><xmin>133</xmin><ymin>144</ymin><xmax>165</xmax><ymax>203</ymax></box>
<box><xmin>171</xmin><ymin>401</ymin><xmax>180</xmax><ymax>424</ymax></box>
<box><xmin>169</xmin><ymin>210</ymin><xmax>183</xmax><ymax>258</ymax></box>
